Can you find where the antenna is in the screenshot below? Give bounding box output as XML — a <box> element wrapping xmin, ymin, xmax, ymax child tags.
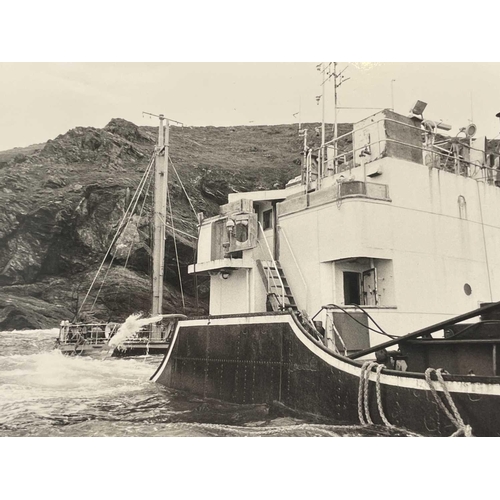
<box><xmin>293</xmin><ymin>96</ymin><xmax>301</xmax><ymax>131</ymax></box>
<box><xmin>470</xmin><ymin>91</ymin><xmax>474</xmax><ymax>123</ymax></box>
<box><xmin>142</xmin><ymin>111</ymin><xmax>184</xmax><ymax>127</ymax></box>
<box><xmin>316</xmin><ymin>62</ymin><xmax>328</xmax><ymax>149</ymax></box>
<box><xmin>391</xmin><ymin>79</ymin><xmax>396</xmax><ymax>111</ymax></box>
<box><xmin>316</xmin><ymin>62</ymin><xmax>350</xmax><ymax>157</ymax></box>
<box><xmin>332</xmin><ymin>63</ymin><xmax>350</xmax><ymax>143</ymax></box>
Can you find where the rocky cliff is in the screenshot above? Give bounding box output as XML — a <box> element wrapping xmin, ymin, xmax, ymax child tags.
<box><xmin>0</xmin><ymin>118</ymin><xmax>330</xmax><ymax>330</ymax></box>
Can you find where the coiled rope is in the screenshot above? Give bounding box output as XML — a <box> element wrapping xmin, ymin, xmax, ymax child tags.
<box><xmin>358</xmin><ymin>361</ymin><xmax>393</xmax><ymax>427</ymax></box>
<box><xmin>424</xmin><ymin>367</ymin><xmax>473</xmax><ymax>437</ymax></box>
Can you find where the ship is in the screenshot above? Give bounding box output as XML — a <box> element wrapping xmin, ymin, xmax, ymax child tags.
<box><xmin>150</xmin><ymin>97</ymin><xmax>500</xmax><ymax>436</ymax></box>
<box><xmin>56</xmin><ymin>114</ymin><xmax>187</xmax><ymax>356</ymax></box>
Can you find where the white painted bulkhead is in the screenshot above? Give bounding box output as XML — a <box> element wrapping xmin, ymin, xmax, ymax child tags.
<box><xmin>277</xmin><ymin>154</ymin><xmax>500</xmax><ymax>341</ymax></box>
<box><xmin>189</xmin><ymin>109</ymin><xmax>500</xmax><ymax>347</ymax></box>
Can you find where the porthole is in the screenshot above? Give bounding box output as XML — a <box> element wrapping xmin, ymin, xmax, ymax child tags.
<box><xmin>464</xmin><ymin>283</ymin><xmax>472</xmax><ymax>296</ymax></box>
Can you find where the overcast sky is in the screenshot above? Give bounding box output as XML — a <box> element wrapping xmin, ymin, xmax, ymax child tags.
<box><xmin>1</xmin><ymin>62</ymin><xmax>500</xmax><ymax>151</ymax></box>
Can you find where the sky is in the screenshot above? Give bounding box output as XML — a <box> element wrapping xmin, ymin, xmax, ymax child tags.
<box><xmin>1</xmin><ymin>62</ymin><xmax>500</xmax><ymax>151</ymax></box>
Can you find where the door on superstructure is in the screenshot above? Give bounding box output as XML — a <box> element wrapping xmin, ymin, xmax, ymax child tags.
<box><xmin>362</xmin><ymin>268</ymin><xmax>377</xmax><ymax>306</ymax></box>
<box><xmin>260</xmin><ymin>204</ymin><xmax>276</xmax><ymax>259</ymax></box>
<box><xmin>343</xmin><ymin>271</ymin><xmax>361</xmax><ymax>305</ymax></box>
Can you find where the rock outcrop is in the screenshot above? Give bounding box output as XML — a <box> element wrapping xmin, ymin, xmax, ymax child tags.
<box><xmin>0</xmin><ymin>118</ymin><xmax>326</xmax><ymax>330</ymax></box>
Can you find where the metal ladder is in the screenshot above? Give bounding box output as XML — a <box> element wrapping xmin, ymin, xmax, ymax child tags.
<box><xmin>257</xmin><ymin>260</ymin><xmax>298</xmax><ymax>312</ymax></box>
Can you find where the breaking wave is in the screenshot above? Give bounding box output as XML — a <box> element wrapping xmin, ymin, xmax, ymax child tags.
<box><xmin>108</xmin><ymin>313</ymin><xmax>163</xmax><ymax>349</ymax></box>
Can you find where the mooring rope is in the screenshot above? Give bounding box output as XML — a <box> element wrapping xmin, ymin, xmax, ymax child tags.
<box><xmin>358</xmin><ymin>361</ymin><xmax>376</xmax><ymax>425</ymax></box>
<box><xmin>363</xmin><ymin>361</ymin><xmax>377</xmax><ymax>425</ymax></box>
<box><xmin>375</xmin><ymin>364</ymin><xmax>394</xmax><ymax>428</ymax></box>
<box><xmin>424</xmin><ymin>367</ymin><xmax>473</xmax><ymax>437</ymax></box>
<box><xmin>358</xmin><ymin>361</ymin><xmax>369</xmax><ymax>424</ymax></box>
<box><xmin>358</xmin><ymin>361</ymin><xmax>395</xmax><ymax>428</ymax></box>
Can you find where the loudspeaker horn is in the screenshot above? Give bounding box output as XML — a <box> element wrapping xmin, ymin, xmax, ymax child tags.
<box><xmin>459</xmin><ymin>123</ymin><xmax>477</xmax><ymax>137</ymax></box>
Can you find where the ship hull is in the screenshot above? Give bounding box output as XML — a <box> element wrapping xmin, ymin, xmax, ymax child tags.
<box><xmin>151</xmin><ymin>312</ymin><xmax>500</xmax><ymax>436</ymax></box>
<box><xmin>112</xmin><ymin>342</ymin><xmax>170</xmax><ymax>357</ymax></box>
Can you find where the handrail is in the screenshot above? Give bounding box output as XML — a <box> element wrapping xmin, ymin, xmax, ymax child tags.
<box><xmin>258</xmin><ymin>221</ymin><xmax>286</xmax><ymax>307</ymax></box>
<box><xmin>279</xmin><ymin>226</ymin><xmax>308</xmax><ymax>310</ymax></box>
<box><xmin>257</xmin><ymin>242</ymin><xmax>281</xmax><ymax>298</ymax></box>
<box><xmin>322</xmin><ymin>136</ymin><xmax>497</xmax><ymax>179</ymax></box>
<box><xmin>323</xmin><ymin>116</ymin><xmax>487</xmax><ymax>156</ymax></box>
<box><xmin>349</xmin><ymin>300</ymin><xmax>500</xmax><ymax>360</ymax></box>
<box><xmin>319</xmin><ymin>114</ymin><xmax>498</xmax><ymax>179</ymax></box>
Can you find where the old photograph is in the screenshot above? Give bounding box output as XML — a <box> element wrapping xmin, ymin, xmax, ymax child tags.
<box><xmin>2</xmin><ymin>61</ymin><xmax>500</xmax><ymax>440</ymax></box>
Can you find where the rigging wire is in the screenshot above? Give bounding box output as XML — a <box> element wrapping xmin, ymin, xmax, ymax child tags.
<box><xmin>167</xmin><ymin>186</ymin><xmax>186</xmax><ymax>312</ymax></box>
<box><xmin>89</xmin><ymin>162</ymin><xmax>154</xmax><ymax>313</ymax></box>
<box><xmin>169</xmin><ymin>155</ymin><xmax>201</xmax><ymax>312</ymax></box>
<box><xmin>163</xmin><ymin>223</ymin><xmax>197</xmax><ymax>239</ymax></box>
<box><xmin>124</xmin><ymin>167</ymin><xmax>154</xmax><ymax>269</ymax></box>
<box><xmin>169</xmin><ymin>155</ymin><xmax>198</xmax><ymax>220</ymax></box>
<box><xmin>77</xmin><ymin>153</ymin><xmax>155</xmax><ymax>318</ymax></box>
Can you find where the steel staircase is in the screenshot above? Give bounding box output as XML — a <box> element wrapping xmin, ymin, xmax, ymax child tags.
<box><xmin>256</xmin><ymin>260</ymin><xmax>298</xmax><ymax>312</ymax></box>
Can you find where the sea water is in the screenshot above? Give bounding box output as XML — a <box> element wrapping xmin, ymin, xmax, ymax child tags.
<box><xmin>0</xmin><ymin>329</ymin><xmax>413</xmax><ymax>437</ymax></box>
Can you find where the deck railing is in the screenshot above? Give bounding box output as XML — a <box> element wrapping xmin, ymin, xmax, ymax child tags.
<box><xmin>315</xmin><ymin>116</ymin><xmax>500</xmax><ymax>183</ymax></box>
<box><xmin>58</xmin><ymin>323</ymin><xmax>161</xmax><ymax>345</ymax></box>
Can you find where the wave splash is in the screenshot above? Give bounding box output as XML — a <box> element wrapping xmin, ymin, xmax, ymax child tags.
<box><xmin>108</xmin><ymin>313</ymin><xmax>163</xmax><ymax>350</ymax></box>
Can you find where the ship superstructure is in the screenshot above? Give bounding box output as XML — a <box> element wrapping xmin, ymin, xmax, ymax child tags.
<box><xmin>189</xmin><ymin>108</ymin><xmax>500</xmax><ymax>353</ymax></box>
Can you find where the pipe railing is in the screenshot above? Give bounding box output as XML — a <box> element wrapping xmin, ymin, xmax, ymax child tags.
<box><xmin>324</xmin><ymin>136</ymin><xmax>497</xmax><ymax>180</ymax></box>
<box><xmin>317</xmin><ymin>116</ymin><xmax>499</xmax><ymax>180</ymax></box>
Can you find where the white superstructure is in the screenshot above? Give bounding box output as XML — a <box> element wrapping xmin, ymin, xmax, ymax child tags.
<box><xmin>189</xmin><ymin>109</ymin><xmax>500</xmax><ymax>351</ymax></box>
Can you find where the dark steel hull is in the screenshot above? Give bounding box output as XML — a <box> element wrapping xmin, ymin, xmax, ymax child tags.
<box><xmin>151</xmin><ymin>312</ymin><xmax>500</xmax><ymax>436</ymax></box>
<box><xmin>112</xmin><ymin>342</ymin><xmax>170</xmax><ymax>357</ymax></box>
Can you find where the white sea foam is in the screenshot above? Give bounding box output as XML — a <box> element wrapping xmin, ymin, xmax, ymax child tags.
<box><xmin>0</xmin><ymin>350</ymin><xmax>153</xmax><ymax>401</ymax></box>
<box><xmin>108</xmin><ymin>313</ymin><xmax>164</xmax><ymax>349</ymax></box>
<box><xmin>5</xmin><ymin>328</ymin><xmax>59</xmax><ymax>335</ymax></box>
<box><xmin>0</xmin><ymin>342</ymin><xmax>160</xmax><ymax>436</ymax></box>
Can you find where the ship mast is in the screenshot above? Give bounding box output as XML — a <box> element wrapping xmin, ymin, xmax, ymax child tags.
<box><xmin>151</xmin><ymin>114</ymin><xmax>169</xmax><ymax>339</ymax></box>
